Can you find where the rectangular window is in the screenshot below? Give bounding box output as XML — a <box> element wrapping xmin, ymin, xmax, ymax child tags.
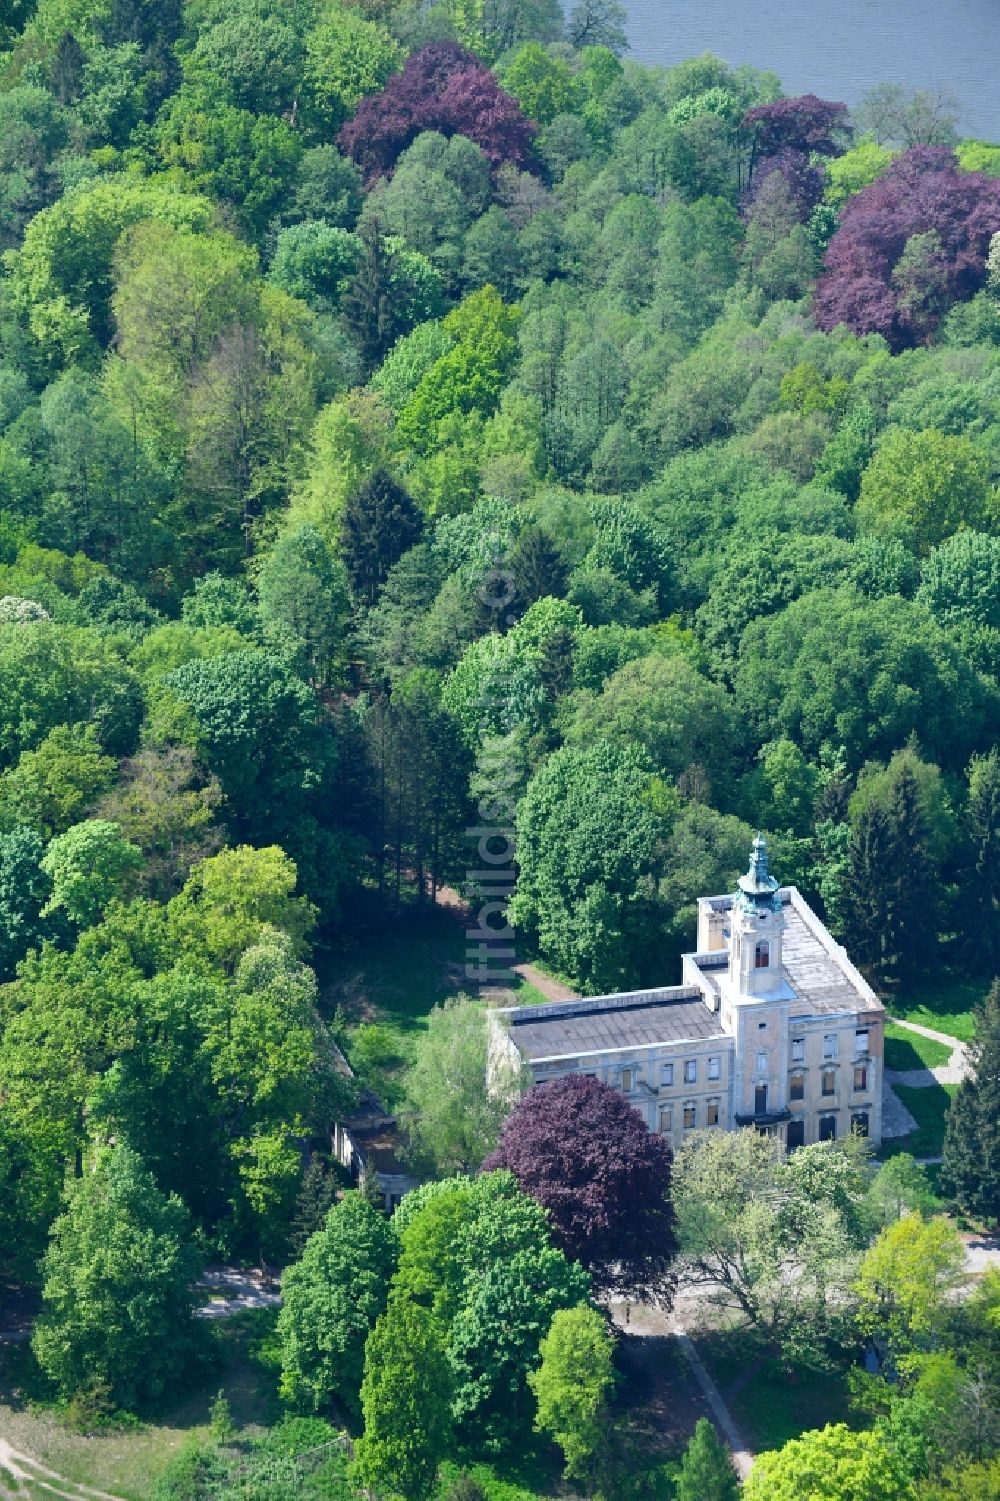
<box><xmin>755</xmin><ymin>1083</ymin><xmax>768</xmax><ymax>1116</ymax></box>
<box><xmin>855</xmin><ymin>1029</ymin><xmax>869</xmax><ymax>1056</ymax></box>
<box><xmin>683</xmin><ymin>1102</ymin><xmax>696</xmax><ymax>1129</ymax></box>
<box><xmin>786</xmin><ymin>1119</ymin><xmax>805</xmax><ymax>1151</ymax></box>
<box><xmin>707</xmin><ymin>1055</ymin><xmax>721</xmax><ymax>1081</ymax></box>
<box><xmin>823</xmin><ymin>1033</ymin><xmax>838</xmax><ymax>1060</ymax></box>
<box><xmin>853</xmin><ymin>1065</ymin><xmax>868</xmax><ymax>1092</ymax></box>
<box><xmin>790</xmin><ymin>1073</ymin><xmax>804</xmax><ymax>1102</ymax></box>
<box><xmin>791</xmin><ymin>1037</ymin><xmax>805</xmax><ymax>1063</ymax></box>
<box><xmin>822</xmin><ymin>1069</ymin><xmax>836</xmax><ymax>1097</ymax></box>
<box><xmin>684</xmin><ymin>1059</ymin><xmax>697</xmax><ymax>1084</ymax></box>
<box><xmin>661</xmin><ymin>1063</ymin><xmax>674</xmax><ymax>1087</ymax></box>
<box><xmin>819</xmin><ymin>1115</ymin><xmax>837</xmax><ymax>1142</ymax></box>
<box><xmin>851</xmin><ymin>1111</ymin><xmax>870</xmax><ymax>1137</ymax></box>
<box><xmin>706</xmin><ymin>1099</ymin><xmax>720</xmax><ymax>1127</ymax></box>
<box><xmin>621</xmin><ymin>1068</ymin><xmax>634</xmax><ymax>1092</ymax></box>
<box><xmin>756</xmin><ymin>1050</ymin><xmax>768</xmax><ymax>1074</ymax></box>
<box><xmin>658</xmin><ymin>1104</ymin><xmax>672</xmax><ymax>1134</ymax></box>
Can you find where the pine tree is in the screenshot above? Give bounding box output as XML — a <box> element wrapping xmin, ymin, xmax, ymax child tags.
<box><xmin>504</xmin><ymin>527</ymin><xmax>568</xmax><ymax>621</ymax></box>
<box><xmin>889</xmin><ymin>763</ymin><xmax>939</xmax><ymax>984</ymax></box>
<box><xmin>289</xmin><ymin>1154</ymin><xmax>338</xmax><ymax>1257</ymax></box>
<box><xmin>844</xmin><ymin>804</ymin><xmax>897</xmax><ymax>987</ymax></box>
<box><xmin>676</xmin><ymin>1418</ymin><xmax>740</xmax><ymax>1501</ymax></box>
<box><xmin>965</xmin><ymin>749</ymin><xmax>1000</xmax><ymax>972</ymax></box>
<box><xmin>942</xmin><ymin>981</ymin><xmax>1000</xmax><ymax>1225</ymax></box>
<box><xmin>341</xmin><ymin>469</ymin><xmax>423</xmax><ymax>607</ymax></box>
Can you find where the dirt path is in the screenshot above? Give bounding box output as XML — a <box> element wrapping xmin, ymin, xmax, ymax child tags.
<box><xmin>610</xmin><ymin>1302</ymin><xmax>753</xmax><ymax>1480</ymax></box>
<box><xmin>0</xmin><ymin>1440</ymin><xmax>127</xmax><ymax>1501</ymax></box>
<box><xmin>436</xmin><ymin>882</ymin><xmax>578</xmax><ymax>1003</ymax></box>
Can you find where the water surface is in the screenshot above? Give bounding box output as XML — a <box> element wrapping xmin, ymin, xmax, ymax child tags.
<box><xmin>621</xmin><ymin>0</ymin><xmax>1000</xmax><ymax>141</ymax></box>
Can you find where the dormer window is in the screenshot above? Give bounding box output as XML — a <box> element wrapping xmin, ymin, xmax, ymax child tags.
<box><xmin>755</xmin><ymin>940</ymin><xmax>770</xmax><ymax>969</ymax></box>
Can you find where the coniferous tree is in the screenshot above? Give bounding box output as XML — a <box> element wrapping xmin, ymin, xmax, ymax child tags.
<box><xmin>342</xmin><ymin>469</ymin><xmax>423</xmax><ymax>608</ymax></box>
<box><xmin>844</xmin><ymin>804</ymin><xmax>897</xmax><ymax>987</ymax></box>
<box><xmin>964</xmin><ymin>749</ymin><xmax>1000</xmax><ymax>972</ymax></box>
<box><xmin>889</xmin><ymin>762</ymin><xmax>939</xmax><ymax>984</ymax></box>
<box><xmin>942</xmin><ymin>981</ymin><xmax>1000</xmax><ymax>1225</ymax></box>
<box><xmin>504</xmin><ymin>526</ymin><xmax>568</xmax><ymax>621</ymax></box>
<box><xmin>289</xmin><ymin>1154</ymin><xmax>339</xmax><ymax>1257</ymax></box>
<box><xmin>676</xmin><ymin>1418</ymin><xmax>740</xmax><ymax>1501</ymax></box>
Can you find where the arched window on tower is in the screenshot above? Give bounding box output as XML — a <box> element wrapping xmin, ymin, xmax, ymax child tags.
<box><xmin>755</xmin><ymin>940</ymin><xmax>770</xmax><ymax>969</ymax></box>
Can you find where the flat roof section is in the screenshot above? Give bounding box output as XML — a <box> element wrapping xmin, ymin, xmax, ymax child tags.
<box><xmin>503</xmin><ymin>986</ymin><xmax>726</xmax><ymax>1061</ymax></box>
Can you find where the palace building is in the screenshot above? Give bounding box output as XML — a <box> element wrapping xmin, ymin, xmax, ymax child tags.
<box><xmin>491</xmin><ymin>836</ymin><xmax>885</xmax><ymax>1151</ymax></box>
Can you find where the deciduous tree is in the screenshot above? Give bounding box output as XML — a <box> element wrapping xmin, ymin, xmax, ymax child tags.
<box><xmin>485</xmin><ymin>1075</ymin><xmax>676</xmax><ymax>1301</ymax></box>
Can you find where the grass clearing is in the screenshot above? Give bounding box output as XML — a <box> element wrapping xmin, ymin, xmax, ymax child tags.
<box><xmin>889</xmin><ymin>975</ymin><xmax>987</xmax><ymax>1044</ymax></box>
<box><xmin>697</xmin><ymin>1330</ymin><xmax>854</xmax><ymax>1454</ymax></box>
<box><xmin>0</xmin><ymin>1314</ymin><xmax>278</xmax><ymax>1501</ymax></box>
<box><xmin>320</xmin><ymin>901</ymin><xmax>467</xmax><ymax>1036</ymax></box>
<box><xmin>882</xmin><ymin>1082</ymin><xmax>957</xmax><ymax>1160</ymax></box>
<box><xmin>883</xmin><ymin>1023</ymin><xmax>953</xmax><ymax>1071</ymax></box>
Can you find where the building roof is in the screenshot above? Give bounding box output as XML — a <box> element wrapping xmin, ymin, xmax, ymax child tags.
<box><xmin>500</xmin><ymin>986</ymin><xmax>726</xmax><ymax>1062</ymax></box>
<box><xmin>692</xmin><ymin>888</ymin><xmax>884</xmax><ymax>1018</ymax></box>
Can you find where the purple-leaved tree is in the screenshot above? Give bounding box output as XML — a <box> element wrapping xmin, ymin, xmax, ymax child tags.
<box><xmin>483</xmin><ymin>1074</ymin><xmax>676</xmax><ymax>1304</ymax></box>
<box><xmin>813</xmin><ymin>146</ymin><xmax>1000</xmax><ymax>347</ymax></box>
<box><xmin>339</xmin><ymin>41</ymin><xmax>536</xmax><ymax>183</ymax></box>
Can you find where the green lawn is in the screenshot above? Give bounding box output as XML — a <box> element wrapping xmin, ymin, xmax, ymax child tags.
<box><xmin>883</xmin><ymin>1022</ymin><xmax>953</xmax><ymax>1071</ymax></box>
<box><xmin>320</xmin><ymin>901</ymin><xmax>467</xmax><ymax>1036</ymax></box>
<box><xmin>882</xmin><ymin>1082</ymin><xmax>957</xmax><ymax>1160</ymax></box>
<box><xmin>697</xmin><ymin>1332</ymin><xmax>854</xmax><ymax>1453</ymax></box>
<box><xmin>0</xmin><ymin>1313</ymin><xmax>280</xmax><ymax>1501</ymax></box>
<box><xmin>888</xmin><ymin>975</ymin><xmax>987</xmax><ymax>1044</ymax></box>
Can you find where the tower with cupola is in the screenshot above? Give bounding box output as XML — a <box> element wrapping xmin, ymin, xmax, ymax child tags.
<box><xmin>729</xmin><ymin>833</ymin><xmax>785</xmax><ymax>996</ymax></box>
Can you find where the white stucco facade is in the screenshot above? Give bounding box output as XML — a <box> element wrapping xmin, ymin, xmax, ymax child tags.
<box><xmin>493</xmin><ymin>838</ymin><xmax>885</xmax><ymax>1152</ymax></box>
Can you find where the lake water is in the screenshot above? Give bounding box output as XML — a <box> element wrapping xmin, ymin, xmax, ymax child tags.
<box><xmin>621</xmin><ymin>0</ymin><xmax>1000</xmax><ymax>141</ymax></box>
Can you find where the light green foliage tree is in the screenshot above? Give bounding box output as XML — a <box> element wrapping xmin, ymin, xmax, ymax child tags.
<box><xmin>32</xmin><ymin>1145</ymin><xmax>203</xmax><ymax>1411</ymax></box>
<box><xmin>185</xmin><ymin>11</ymin><xmax>303</xmax><ymax>116</ymax></box>
<box><xmin>41</xmin><ymin>818</ymin><xmax>142</xmax><ymax>927</ymax></box>
<box><xmin>675</xmin><ymin>1418</ymin><xmax>740</xmax><ymax>1501</ymax></box>
<box><xmin>866</xmin><ymin>1154</ymin><xmax>938</xmax><ymax>1224</ymax></box>
<box><xmin>743</xmin><ymin>1424</ymin><xmax>916</xmax><ymax>1501</ymax></box>
<box><xmin>857</xmin><ymin>429</ymin><xmax>993</xmax><ymax>556</ymax></box>
<box><xmin>166</xmin><ymin>844</ymin><xmax>315</xmax><ymax>972</ymax></box>
<box><xmin>855</xmin><ymin>1214</ymin><xmax>966</xmax><ymax>1353</ymax></box>
<box><xmin>256</xmin><ymin>523</ymin><xmax>349</xmax><ymax>688</ymax></box>
<box><xmin>291</xmin><ymin>389</ymin><xmax>394</xmax><ymax>545</ymax></box>
<box><xmin>500</xmin><ymin>42</ymin><xmax>582</xmax><ymax>125</ymax></box>
<box><xmin>442</xmin><ymin>596</ymin><xmax>582</xmax><ymax>748</ymax></box>
<box><xmin>527</xmin><ymin>1305</ymin><xmax>614</xmax><ymax>1482</ymax></box>
<box><xmin>7</xmin><ymin>177</ymin><xmax>215</xmax><ymax>368</ymax></box>
<box><xmin>823</xmin><ymin>139</ymin><xmax>897</xmax><ymax>208</ymax></box>
<box><xmin>398</xmin><ymin>997</ymin><xmax>522</xmax><ymax>1175</ymax></box>
<box><xmin>353</xmin><ymin>1295</ymin><xmax>454</xmax><ymax>1501</ymax></box>
<box><xmin>0</xmin><ymin>620</ymin><xmax>144</xmax><ymax>772</ymax></box>
<box><xmin>111</xmin><ymin>219</ymin><xmax>260</xmax><ymax>386</ymax></box>
<box><xmin>0</xmin><ymin>723</ymin><xmax>116</xmax><ymax>836</ymax></box>
<box><xmin>303</xmin><ymin>6</ymin><xmax>402</xmax><ymax>132</ymax></box>
<box><xmin>93</xmin><ymin>746</ymin><xmax>223</xmax><ymax>900</ymax></box>
<box><xmin>393</xmin><ymin>1171</ymin><xmax>592</xmax><ymax>1445</ymax></box>
<box><xmin>673</xmin><ymin>1131</ymin><xmax>869</xmax><ymax>1363</ymax></box>
<box><xmin>398</xmin><ymin>287</ymin><xmax>521</xmax><ymax>456</ymax></box>
<box><xmin>278</xmin><ymin>1192</ymin><xmax>398</xmax><ymax>1415</ymax></box>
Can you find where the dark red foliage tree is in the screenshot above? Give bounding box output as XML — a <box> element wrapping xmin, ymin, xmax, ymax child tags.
<box><xmin>742</xmin><ymin>93</ymin><xmax>850</xmax><ymax>161</ymax></box>
<box><xmin>483</xmin><ymin>1074</ymin><xmax>676</xmax><ymax>1303</ymax></box>
<box><xmin>338</xmin><ymin>41</ymin><xmax>536</xmax><ymax>183</ymax></box>
<box><xmin>814</xmin><ymin>146</ymin><xmax>1000</xmax><ymax>348</ymax></box>
<box><xmin>743</xmin><ymin>147</ymin><xmax>825</xmax><ymax>220</ymax></box>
